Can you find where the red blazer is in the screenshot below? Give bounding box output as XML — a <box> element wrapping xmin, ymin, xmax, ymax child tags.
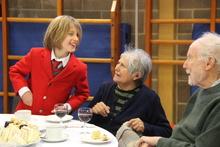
<box><xmin>9</xmin><ymin>48</ymin><xmax>90</xmax><ymax>115</ymax></box>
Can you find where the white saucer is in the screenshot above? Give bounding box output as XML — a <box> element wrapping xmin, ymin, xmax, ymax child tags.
<box><xmin>46</xmin><ymin>115</ymin><xmax>73</xmax><ymax>123</ymax></box>
<box><xmin>42</xmin><ymin>134</ymin><xmax>68</xmax><ymax>143</ymax></box>
<box><xmin>81</xmin><ymin>133</ymin><xmax>112</xmax><ymax>144</ymax></box>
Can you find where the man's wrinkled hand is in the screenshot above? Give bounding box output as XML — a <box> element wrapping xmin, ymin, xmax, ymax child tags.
<box><xmin>135</xmin><ymin>136</ymin><xmax>161</xmax><ymax>147</ymax></box>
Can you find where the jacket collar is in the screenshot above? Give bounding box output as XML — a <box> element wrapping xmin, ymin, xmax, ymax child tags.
<box><xmin>41</xmin><ymin>49</ymin><xmax>77</xmax><ymax>81</ymax></box>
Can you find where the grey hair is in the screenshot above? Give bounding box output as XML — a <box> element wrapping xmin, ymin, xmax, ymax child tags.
<box><xmin>196</xmin><ymin>32</ymin><xmax>220</xmax><ymax>69</ymax></box>
<box><xmin>120</xmin><ymin>47</ymin><xmax>152</xmax><ymax>84</ymax></box>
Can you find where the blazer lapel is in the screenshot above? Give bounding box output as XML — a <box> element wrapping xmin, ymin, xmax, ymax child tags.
<box><xmin>54</xmin><ymin>54</ymin><xmax>77</xmax><ymax>81</ymax></box>
<box><xmin>41</xmin><ymin>49</ymin><xmax>53</xmax><ymax>79</ymax></box>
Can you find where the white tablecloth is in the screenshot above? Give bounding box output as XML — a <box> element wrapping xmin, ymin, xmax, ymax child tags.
<box><xmin>0</xmin><ymin>114</ymin><xmax>118</xmax><ymax>147</ymax></box>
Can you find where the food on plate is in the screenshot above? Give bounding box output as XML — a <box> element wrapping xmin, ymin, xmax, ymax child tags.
<box><xmin>91</xmin><ymin>130</ymin><xmax>109</xmax><ymax>141</ymax></box>
<box><xmin>0</xmin><ymin>117</ymin><xmax>40</xmax><ymax>145</ymax></box>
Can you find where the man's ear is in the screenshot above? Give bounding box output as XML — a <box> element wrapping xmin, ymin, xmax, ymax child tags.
<box><xmin>205</xmin><ymin>56</ymin><xmax>216</xmax><ymax>70</ymax></box>
<box><xmin>133</xmin><ymin>72</ymin><xmax>142</xmax><ymax>80</ymax></box>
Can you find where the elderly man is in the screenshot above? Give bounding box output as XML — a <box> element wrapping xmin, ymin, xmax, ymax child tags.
<box><xmin>88</xmin><ymin>48</ymin><xmax>172</xmax><ymax>138</ymax></box>
<box><xmin>136</xmin><ymin>32</ymin><xmax>220</xmax><ymax>147</ymax></box>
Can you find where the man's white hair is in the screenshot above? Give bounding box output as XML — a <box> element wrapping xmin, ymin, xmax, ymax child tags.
<box><xmin>196</xmin><ymin>32</ymin><xmax>220</xmax><ymax>67</ymax></box>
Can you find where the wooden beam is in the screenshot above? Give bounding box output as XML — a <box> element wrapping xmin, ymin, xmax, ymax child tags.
<box><xmin>210</xmin><ymin>0</ymin><xmax>216</xmax><ymax>32</ymax></box>
<box><xmin>0</xmin><ymin>17</ymin><xmax>111</xmax><ymax>24</ymax></box>
<box><xmin>158</xmin><ymin>0</ymin><xmax>175</xmax><ymax>123</ymax></box>
<box><xmin>0</xmin><ymin>92</ymin><xmax>95</xmax><ymax>101</ymax></box>
<box><xmin>8</xmin><ymin>55</ymin><xmax>113</xmax><ymax>63</ymax></box>
<box><xmin>151</xmin><ymin>18</ymin><xmax>211</xmax><ymax>24</ymax></box>
<box><xmin>57</xmin><ymin>0</ymin><xmax>63</xmax><ymax>16</ymax></box>
<box><xmin>151</xmin><ymin>39</ymin><xmax>192</xmax><ymax>45</ymax></box>
<box><xmin>110</xmin><ymin>0</ymin><xmax>121</xmax><ymax>76</ymax></box>
<box><xmin>144</xmin><ymin>0</ymin><xmax>153</xmax><ymax>87</ymax></box>
<box><xmin>2</xmin><ymin>0</ymin><xmax>9</xmax><ymax>113</ymax></box>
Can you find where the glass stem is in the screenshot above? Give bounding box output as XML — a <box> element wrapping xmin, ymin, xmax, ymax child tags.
<box><xmin>60</xmin><ymin>118</ymin><xmax>63</xmax><ymax>126</ymax></box>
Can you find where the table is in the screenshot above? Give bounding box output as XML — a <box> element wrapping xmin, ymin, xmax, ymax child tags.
<box><xmin>0</xmin><ymin>114</ymin><xmax>118</xmax><ymax>147</ymax></box>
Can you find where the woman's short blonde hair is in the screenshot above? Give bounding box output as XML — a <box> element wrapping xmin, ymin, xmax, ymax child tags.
<box><xmin>43</xmin><ymin>15</ymin><xmax>82</xmax><ymax>50</ymax></box>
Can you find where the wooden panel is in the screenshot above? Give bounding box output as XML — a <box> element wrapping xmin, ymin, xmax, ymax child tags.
<box><xmin>158</xmin><ymin>0</ymin><xmax>175</xmax><ymax>123</ymax></box>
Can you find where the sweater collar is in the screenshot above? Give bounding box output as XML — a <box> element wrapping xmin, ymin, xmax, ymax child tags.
<box><xmin>211</xmin><ymin>79</ymin><xmax>220</xmax><ymax>87</ymax></box>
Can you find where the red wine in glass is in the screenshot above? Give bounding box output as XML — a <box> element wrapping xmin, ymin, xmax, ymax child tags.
<box><xmin>55</xmin><ymin>110</ymin><xmax>67</xmax><ymax>118</ymax></box>
<box><xmin>54</xmin><ymin>103</ymin><xmax>67</xmax><ymax>125</ymax></box>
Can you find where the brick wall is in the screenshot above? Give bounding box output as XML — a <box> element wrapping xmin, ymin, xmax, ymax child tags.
<box><xmin>8</xmin><ymin>0</ymin><xmax>146</xmax><ymax>48</ymax></box>
<box><xmin>7</xmin><ymin>0</ymin><xmax>220</xmax><ymax>49</ymax></box>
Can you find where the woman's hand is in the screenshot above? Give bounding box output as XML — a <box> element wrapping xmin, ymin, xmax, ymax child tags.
<box><xmin>127</xmin><ymin>118</ymin><xmax>145</xmax><ymax>132</ymax></box>
<box><xmin>92</xmin><ymin>102</ymin><xmax>110</xmax><ymax>117</ymax></box>
<box><xmin>21</xmin><ymin>91</ymin><xmax>33</xmax><ymax>106</ymax></box>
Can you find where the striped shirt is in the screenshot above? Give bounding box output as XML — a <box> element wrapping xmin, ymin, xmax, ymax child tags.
<box><xmin>112</xmin><ymin>86</ymin><xmax>140</xmax><ymax>117</ymax></box>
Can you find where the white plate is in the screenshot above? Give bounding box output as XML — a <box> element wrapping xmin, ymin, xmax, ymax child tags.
<box><xmin>0</xmin><ymin>139</ymin><xmax>41</xmax><ymax>147</ymax></box>
<box><xmin>81</xmin><ymin>133</ymin><xmax>111</xmax><ymax>144</ymax></box>
<box><xmin>17</xmin><ymin>139</ymin><xmax>41</xmax><ymax>147</ymax></box>
<box><xmin>41</xmin><ymin>133</ymin><xmax>68</xmax><ymax>143</ymax></box>
<box><xmin>46</xmin><ymin>115</ymin><xmax>73</xmax><ymax>123</ymax></box>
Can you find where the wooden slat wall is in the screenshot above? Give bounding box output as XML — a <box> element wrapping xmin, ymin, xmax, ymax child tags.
<box><xmin>145</xmin><ymin>0</ymin><xmax>217</xmax><ymax>123</ymax></box>
<box><xmin>145</xmin><ymin>0</ymin><xmax>217</xmax><ymax>64</ymax></box>
<box><xmin>0</xmin><ymin>0</ymin><xmax>121</xmax><ymax>113</ymax></box>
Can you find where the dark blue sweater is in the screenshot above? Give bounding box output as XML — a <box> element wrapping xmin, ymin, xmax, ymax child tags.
<box><xmin>89</xmin><ymin>82</ymin><xmax>172</xmax><ymax>137</ymax></box>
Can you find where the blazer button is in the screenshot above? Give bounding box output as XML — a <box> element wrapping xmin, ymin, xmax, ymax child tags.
<box><xmin>43</xmin><ymin>96</ymin><xmax>47</xmax><ymax>100</ymax></box>
<box><xmin>39</xmin><ymin>109</ymin><xmax>43</xmax><ymax>113</ymax></box>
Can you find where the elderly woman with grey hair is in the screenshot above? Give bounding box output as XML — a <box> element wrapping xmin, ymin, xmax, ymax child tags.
<box><xmin>88</xmin><ymin>48</ymin><xmax>172</xmax><ymax>140</ymax></box>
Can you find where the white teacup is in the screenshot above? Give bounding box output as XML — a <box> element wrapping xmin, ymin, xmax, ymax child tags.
<box><xmin>45</xmin><ymin>125</ymin><xmax>64</xmax><ymax>141</ymax></box>
<box><xmin>14</xmin><ymin>109</ymin><xmax>31</xmax><ymax>121</ymax></box>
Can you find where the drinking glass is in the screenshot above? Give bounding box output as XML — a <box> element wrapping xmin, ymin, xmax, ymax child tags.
<box><xmin>54</xmin><ymin>103</ymin><xmax>68</xmax><ymax>126</ymax></box>
<box><xmin>78</xmin><ymin>107</ymin><xmax>93</xmax><ymax>133</ymax></box>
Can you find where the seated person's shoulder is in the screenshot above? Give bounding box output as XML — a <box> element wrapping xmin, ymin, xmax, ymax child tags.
<box><xmin>141</xmin><ymin>85</ymin><xmax>160</xmax><ymax>100</ymax></box>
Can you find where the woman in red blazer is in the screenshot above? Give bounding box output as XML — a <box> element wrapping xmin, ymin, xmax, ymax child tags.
<box><xmin>9</xmin><ymin>15</ymin><xmax>90</xmax><ymax>115</ymax></box>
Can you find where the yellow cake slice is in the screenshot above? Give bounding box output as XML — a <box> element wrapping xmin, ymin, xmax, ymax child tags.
<box><xmin>0</xmin><ymin>118</ymin><xmax>40</xmax><ymax>145</ymax></box>
<box><xmin>91</xmin><ymin>130</ymin><xmax>109</xmax><ymax>141</ymax></box>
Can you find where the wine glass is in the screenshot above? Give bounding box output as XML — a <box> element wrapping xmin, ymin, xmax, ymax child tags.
<box><xmin>54</xmin><ymin>103</ymin><xmax>68</xmax><ymax>126</ymax></box>
<box><xmin>78</xmin><ymin>107</ymin><xmax>93</xmax><ymax>133</ymax></box>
